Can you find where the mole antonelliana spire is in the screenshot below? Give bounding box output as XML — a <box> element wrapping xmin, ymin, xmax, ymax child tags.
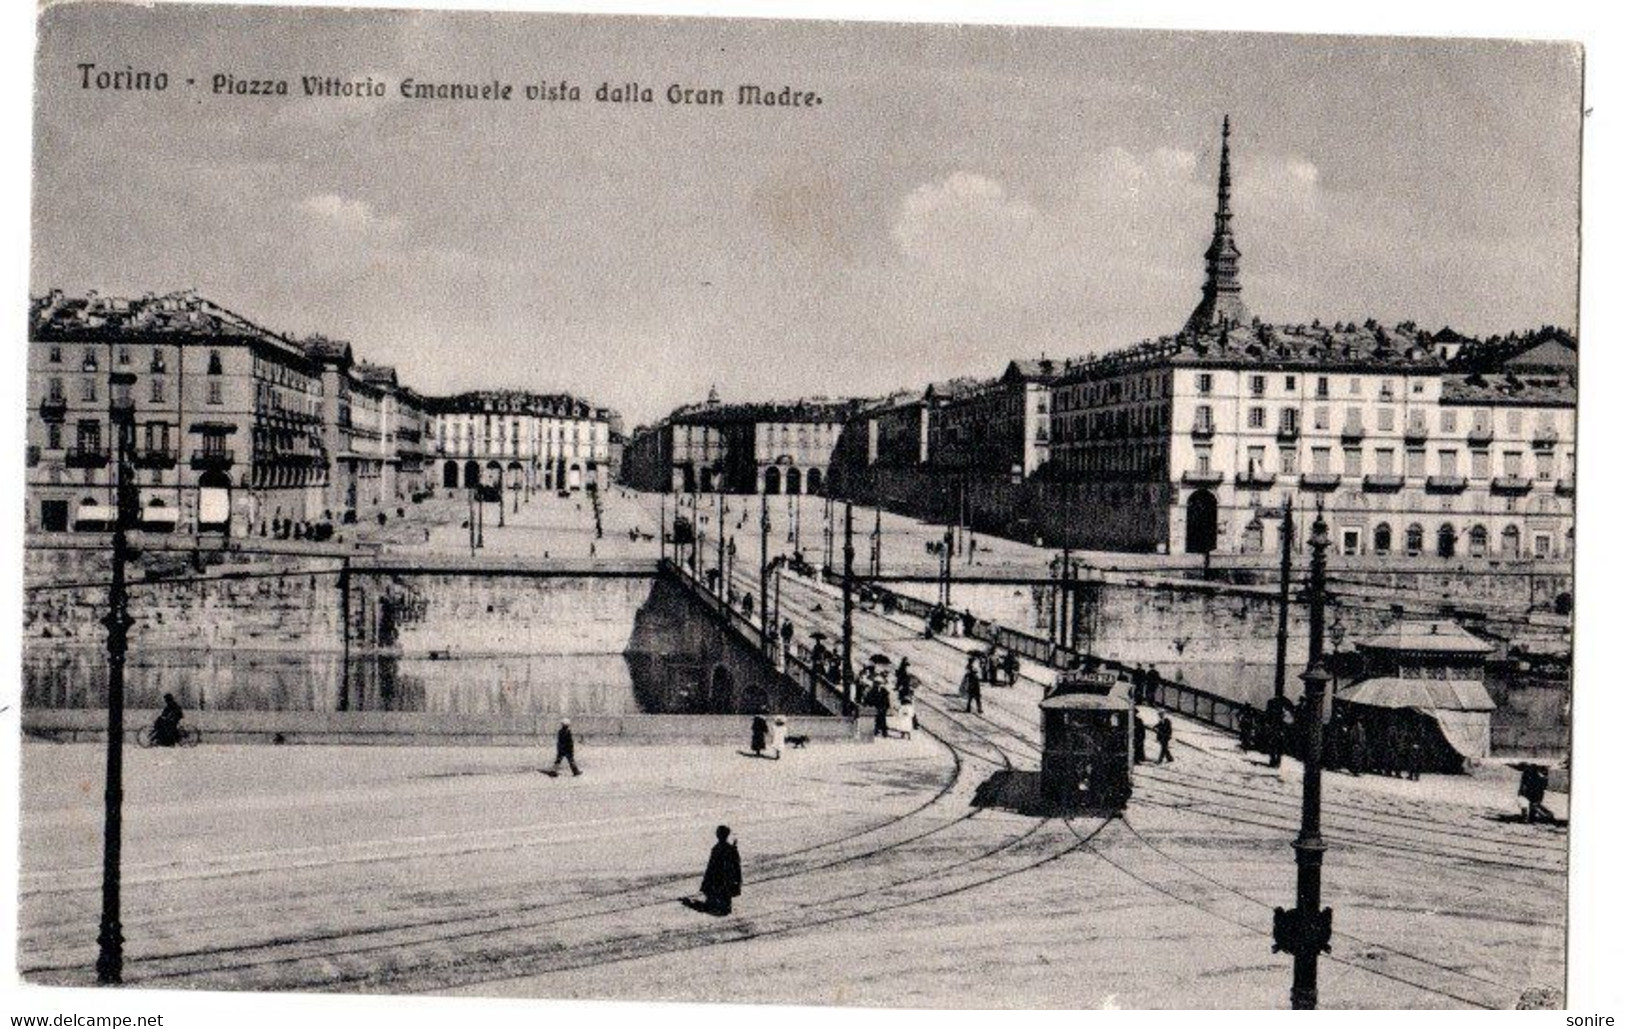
<box><xmin>1183</xmin><ymin>115</ymin><xmax>1251</xmax><ymax>334</ymax></box>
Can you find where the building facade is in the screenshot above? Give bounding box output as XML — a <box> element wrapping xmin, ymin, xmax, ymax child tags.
<box><xmin>1044</xmin><ymin>119</ymin><xmax>1577</xmax><ymax>557</ymax></box>
<box><xmin>618</xmin><ymin>391</ymin><xmax>869</xmax><ymax>494</ymax></box>
<box><xmin>929</xmin><ymin>360</ymin><xmax>1057</xmax><ymax>480</ymax></box>
<box><xmin>428</xmin><ymin>390</ymin><xmax>614</xmax><ymax>495</ymax></box>
<box><xmin>28</xmin><ymin>290</ymin><xmax>328</xmax><ymax>536</ymax></box>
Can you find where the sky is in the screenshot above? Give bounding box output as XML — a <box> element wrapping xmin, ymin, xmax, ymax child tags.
<box><xmin>31</xmin><ymin>4</ymin><xmax>1583</xmax><ymax>426</ymax></box>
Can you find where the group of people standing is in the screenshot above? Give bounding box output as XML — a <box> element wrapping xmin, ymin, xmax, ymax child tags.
<box><xmin>1322</xmin><ymin>712</ymin><xmax>1425</xmax><ymax>780</ymax></box>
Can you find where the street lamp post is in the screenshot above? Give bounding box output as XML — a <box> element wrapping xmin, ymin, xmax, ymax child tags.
<box><xmin>758</xmin><ymin>493</ymin><xmax>770</xmax><ymax>634</ymax></box>
<box><xmin>840</xmin><ymin>499</ymin><xmax>855</xmax><ymax>709</ymax></box>
<box><xmin>1270</xmin><ymin>497</ymin><xmax>1295</xmax><ymax>768</ymax></box>
<box><xmin>97</xmin><ymin>374</ymin><xmax>138</xmax><ymax>985</ymax></box>
<box><xmin>870</xmin><ymin>505</ymin><xmax>882</xmax><ymax>578</ymax></box>
<box><xmin>1273</xmin><ymin>506</ymin><xmax>1334</xmax><ymax>1009</ymax></box>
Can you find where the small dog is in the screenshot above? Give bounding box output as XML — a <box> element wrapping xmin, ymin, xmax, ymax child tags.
<box><xmin>785</xmin><ymin>734</ymin><xmax>810</xmax><ymax>749</ymax></box>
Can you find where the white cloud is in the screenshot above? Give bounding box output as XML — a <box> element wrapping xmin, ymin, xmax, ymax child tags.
<box><xmin>890</xmin><ymin>172</ymin><xmax>1038</xmax><ymax>264</ymax></box>
<box><xmin>300</xmin><ymin>193</ymin><xmax>395</xmax><ymax>232</ymax></box>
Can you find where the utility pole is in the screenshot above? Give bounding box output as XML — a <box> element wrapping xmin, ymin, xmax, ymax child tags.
<box><xmin>716</xmin><ymin>491</ymin><xmax>726</xmax><ymax>593</ymax></box>
<box><xmin>1271</xmin><ymin>497</ymin><xmax>1296</xmax><ymax>767</ymax></box>
<box><xmin>468</xmin><ymin>484</ymin><xmax>477</xmax><ymax>557</ymax></box>
<box><xmin>823</xmin><ymin>494</ymin><xmax>834</xmax><ymax>576</ymax></box>
<box><xmin>1059</xmin><ymin>545</ymin><xmax>1073</xmax><ymax>650</ymax></box>
<box><xmin>758</xmin><ymin>492</ymin><xmax>770</xmax><ymax>634</ymax></box>
<box><xmin>98</xmin><ymin>374</ymin><xmax>137</xmax><ymax>984</ymax></box>
<box><xmin>942</xmin><ymin>526</ymin><xmax>954</xmax><ymax>608</ymax></box>
<box><xmin>840</xmin><ymin>499</ymin><xmax>855</xmax><ymax>709</ymax></box>
<box><xmin>870</xmin><ymin>505</ymin><xmax>882</xmax><ymax>578</ymax></box>
<box><xmin>1274</xmin><ymin>504</ymin><xmax>1333</xmax><ymax>1009</ymax></box>
<box><xmin>660</xmin><ymin>492</ymin><xmax>668</xmax><ymax>564</ymax></box>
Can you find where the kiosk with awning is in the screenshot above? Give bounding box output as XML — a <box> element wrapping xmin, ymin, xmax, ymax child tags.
<box><xmin>1334</xmin><ymin>620</ymin><xmax>1497</xmax><ymax>772</ymax></box>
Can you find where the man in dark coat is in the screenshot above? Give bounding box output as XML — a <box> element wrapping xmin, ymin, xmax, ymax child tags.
<box><xmin>750</xmin><ymin>714</ymin><xmax>769</xmax><ymax>756</ymax></box>
<box><xmin>1132</xmin><ymin>710</ymin><xmax>1147</xmax><ymax>764</ymax></box>
<box><xmin>1519</xmin><ymin>764</ymin><xmax>1554</xmax><ymax>823</ymax></box>
<box><xmin>699</xmin><ymin>825</ymin><xmax>742</xmax><ymax>915</ymax></box>
<box><xmin>963</xmin><ymin>657</ymin><xmax>983</xmax><ymax>715</ymax></box>
<box><xmin>1154</xmin><ymin>712</ymin><xmax>1174</xmax><ymax>763</ymax></box>
<box><xmin>552</xmin><ymin>719</ymin><xmax>580</xmax><ymax>776</ymax></box>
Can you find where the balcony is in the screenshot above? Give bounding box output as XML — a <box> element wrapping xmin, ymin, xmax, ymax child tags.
<box><xmin>1403</xmin><ymin>423</ymin><xmax>1429</xmax><ymax>444</ymax></box>
<box><xmin>190</xmin><ymin>448</ymin><xmax>236</xmax><ymax>471</ymax></box>
<box><xmin>1491</xmin><ymin>475</ymin><xmax>1533</xmax><ymax>495</ymax></box>
<box><xmin>134</xmin><ymin>447</ymin><xmax>178</xmax><ymax>470</ymax></box>
<box><xmin>1467</xmin><ymin>426</ymin><xmax>1495</xmax><ymax>446</ymax></box>
<box><xmin>1556</xmin><ymin>477</ymin><xmax>1575</xmax><ymax>496</ymax></box>
<box><xmin>39</xmin><ymin>396</ymin><xmax>67</xmax><ymax>422</ymax></box>
<box><xmin>1531</xmin><ymin>428</ymin><xmax>1559</xmax><ymax>449</ymax></box>
<box><xmin>1180</xmin><ymin>469</ymin><xmax>1223</xmax><ymax>487</ymax></box>
<box><xmin>1276</xmin><ymin>423</ymin><xmax>1300</xmax><ymax>442</ymax></box>
<box><xmin>1425</xmin><ymin>475</ymin><xmax>1468</xmax><ymax>494</ymax></box>
<box><xmin>1236</xmin><ymin>470</ymin><xmax>1276</xmax><ymax>489</ymax></box>
<box><xmin>65</xmin><ymin>446</ymin><xmax>109</xmax><ymax>469</ymax></box>
<box><xmin>1299</xmin><ymin>472</ymin><xmax>1342</xmax><ymax>491</ymax></box>
<box><xmin>1362</xmin><ymin>473</ymin><xmax>1406</xmax><ymax>493</ymax></box>
<box><xmin>1339</xmin><ymin>425</ymin><xmax>1366</xmax><ymax>444</ymax></box>
<box><xmin>1189</xmin><ymin>421</ymin><xmax>1216</xmax><ymax>441</ymax></box>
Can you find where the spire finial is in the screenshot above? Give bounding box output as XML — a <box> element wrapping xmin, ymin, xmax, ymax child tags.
<box><xmin>1183</xmin><ymin>115</ymin><xmax>1250</xmax><ymax>334</ymax></box>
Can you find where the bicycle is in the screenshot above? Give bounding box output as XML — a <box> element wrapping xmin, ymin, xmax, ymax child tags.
<box><xmin>137</xmin><ymin>725</ymin><xmax>202</xmax><ymax>748</ymax></box>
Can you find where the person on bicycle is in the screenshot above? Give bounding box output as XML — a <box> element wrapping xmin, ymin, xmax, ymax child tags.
<box><xmin>153</xmin><ymin>693</ymin><xmax>184</xmax><ymax>747</ymax></box>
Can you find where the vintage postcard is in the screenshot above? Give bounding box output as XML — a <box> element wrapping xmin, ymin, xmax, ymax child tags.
<box><xmin>14</xmin><ymin>1</ymin><xmax>1583</xmax><ymax>1014</ymax></box>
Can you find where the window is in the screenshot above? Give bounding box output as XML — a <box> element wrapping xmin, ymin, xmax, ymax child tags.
<box><xmin>1344</xmin><ymin>408</ymin><xmax>1363</xmax><ymax>431</ymax></box>
<box><xmin>1313</xmin><ymin>406</ymin><xmax>1330</xmax><ymax>431</ymax></box>
<box><xmin>1311</xmin><ymin>446</ymin><xmax>1331</xmax><ymax>474</ymax></box>
<box><xmin>83</xmin><ymin>350</ymin><xmax>98</xmax><ymax>371</ymax></box>
<box><xmin>1471</xmin><ymin>450</ymin><xmax>1490</xmax><ymax>478</ymax></box>
<box><xmin>1197</xmin><ymin>373</ymin><xmax>1213</xmax><ymax>395</ymax></box>
<box><xmin>1505</xmin><ymin>450</ymin><xmax>1524</xmax><ymax>478</ymax></box>
<box><xmin>1249</xmin><ymin>375</ymin><xmax>1266</xmax><ymax>396</ymax></box>
<box><xmin>76</xmin><ymin>420</ymin><xmax>101</xmax><ymax>452</ymax></box>
<box><xmin>1280</xmin><ymin>408</ymin><xmax>1298</xmax><ymax>434</ymax></box>
<box><xmin>150</xmin><ymin>350</ymin><xmax>166</xmax><ymax>374</ymax></box>
<box><xmin>1349</xmin><ymin>378</ymin><xmax>1362</xmax><ymax>396</ymax></box>
<box><xmin>46</xmin><ymin>422</ymin><xmax>62</xmax><ymax>449</ymax></box>
<box><xmin>118</xmin><ymin>347</ymin><xmax>131</xmax><ymax>366</ymax></box>
<box><xmin>1405</xmin><ymin>448</ymin><xmax>1426</xmax><ymax>477</ymax></box>
<box><xmin>1195</xmin><ymin>404</ymin><xmax>1214</xmax><ymax>431</ymax></box>
<box><xmin>1441</xmin><ymin>410</ymin><xmax>1457</xmax><ymax>433</ymax></box>
<box><xmin>1405</xmin><ymin>524</ymin><xmax>1424</xmax><ymax>556</ymax></box>
<box><xmin>1246</xmin><ymin>446</ymin><xmax>1266</xmax><ymax>475</ymax></box>
<box><xmin>1536</xmin><ymin>451</ymin><xmax>1555</xmax><ymax>480</ymax></box>
<box><xmin>1343</xmin><ymin>448</ymin><xmax>1362</xmax><ymax>476</ymax></box>
<box><xmin>1280</xmin><ymin>448</ymin><xmax>1298</xmax><ymax>476</ymax></box>
<box><xmin>1375</xmin><ymin>448</ymin><xmax>1395</xmax><ymax>474</ymax></box>
<box><xmin>49</xmin><ymin>345</ymin><xmax>62</xmax><ymax>364</ymax></box>
<box><xmin>1534</xmin><ymin>533</ymin><xmax>1551</xmax><ymax>558</ymax></box>
<box><xmin>1284</xmin><ymin>375</ymin><xmax>1297</xmax><ymax>392</ymax></box>
<box><xmin>48</xmin><ymin>377</ymin><xmax>64</xmax><ymax>401</ymax></box>
<box><xmin>1194</xmin><ymin>446</ymin><xmax>1212</xmax><ymax>474</ymax></box>
<box><xmin>150</xmin><ymin>378</ymin><xmax>165</xmax><ymax>403</ymax></box>
<box><xmin>1377</xmin><ymin>407</ymin><xmax>1394</xmax><ymax>431</ymax></box>
<box><xmin>1379</xmin><ymin>379</ymin><xmax>1395</xmax><ymax>399</ymax></box>
<box><xmin>1508</xmin><ymin>410</ymin><xmax>1524</xmax><ymax>434</ymax></box>
<box><xmin>207</xmin><ymin>349</ymin><xmax>223</xmax><ymax>375</ymax></box>
<box><xmin>1373</xmin><ymin>523</ymin><xmax>1392</xmax><ymax>554</ymax></box>
<box><xmin>1412</xmin><ymin>381</ymin><xmax>1425</xmax><ymax>394</ymax></box>
<box><xmin>1439</xmin><ymin>449</ymin><xmax>1458</xmax><ymax>478</ymax></box>
<box><xmin>1437</xmin><ymin>523</ymin><xmax>1457</xmax><ymax>559</ymax></box>
<box><xmin>1341</xmin><ymin>529</ymin><xmax>1360</xmax><ymax>556</ymax></box>
<box><xmin>1469</xmin><ymin>525</ymin><xmax>1488</xmax><ymax>558</ymax></box>
<box><xmin>1315</xmin><ymin>376</ymin><xmax>1329</xmax><ymax>399</ymax></box>
<box><xmin>207</xmin><ymin>380</ymin><xmax>223</xmax><ymax>405</ymax></box>
<box><xmin>80</xmin><ymin>377</ymin><xmax>97</xmax><ymax>402</ymax></box>
<box><xmin>1248</xmin><ymin>406</ymin><xmax>1265</xmax><ymax>429</ymax></box>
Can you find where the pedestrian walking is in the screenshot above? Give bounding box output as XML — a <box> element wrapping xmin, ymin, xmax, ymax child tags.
<box><xmin>1347</xmin><ymin>719</ymin><xmax>1368</xmax><ymax>777</ymax></box>
<box><xmin>868</xmin><ymin>682</ymin><xmax>890</xmax><ymax>738</ymax></box>
<box><xmin>1518</xmin><ymin>764</ymin><xmax>1554</xmax><ymax>823</ymax></box>
<box><xmin>551</xmin><ymin>718</ymin><xmax>581</xmax><ymax>776</ymax></box>
<box><xmin>770</xmin><ymin>715</ymin><xmax>787</xmax><ymax>759</ymax></box>
<box><xmin>750</xmin><ymin>714</ymin><xmax>769</xmax><ymax>757</ymax></box>
<box><xmin>697</xmin><ymin>825</ymin><xmax>743</xmax><ymax>915</ymax></box>
<box><xmin>1154</xmin><ymin>712</ymin><xmax>1174</xmax><ymax>763</ymax></box>
<box><xmin>963</xmin><ymin>657</ymin><xmax>983</xmax><ymax>715</ymax></box>
<box><xmin>1133</xmin><ymin>709</ymin><xmax>1147</xmax><ymax>764</ymax></box>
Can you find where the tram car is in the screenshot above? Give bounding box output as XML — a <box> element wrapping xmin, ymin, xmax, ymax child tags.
<box><xmin>1039</xmin><ymin>671</ymin><xmax>1135</xmax><ymax>812</ymax></box>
